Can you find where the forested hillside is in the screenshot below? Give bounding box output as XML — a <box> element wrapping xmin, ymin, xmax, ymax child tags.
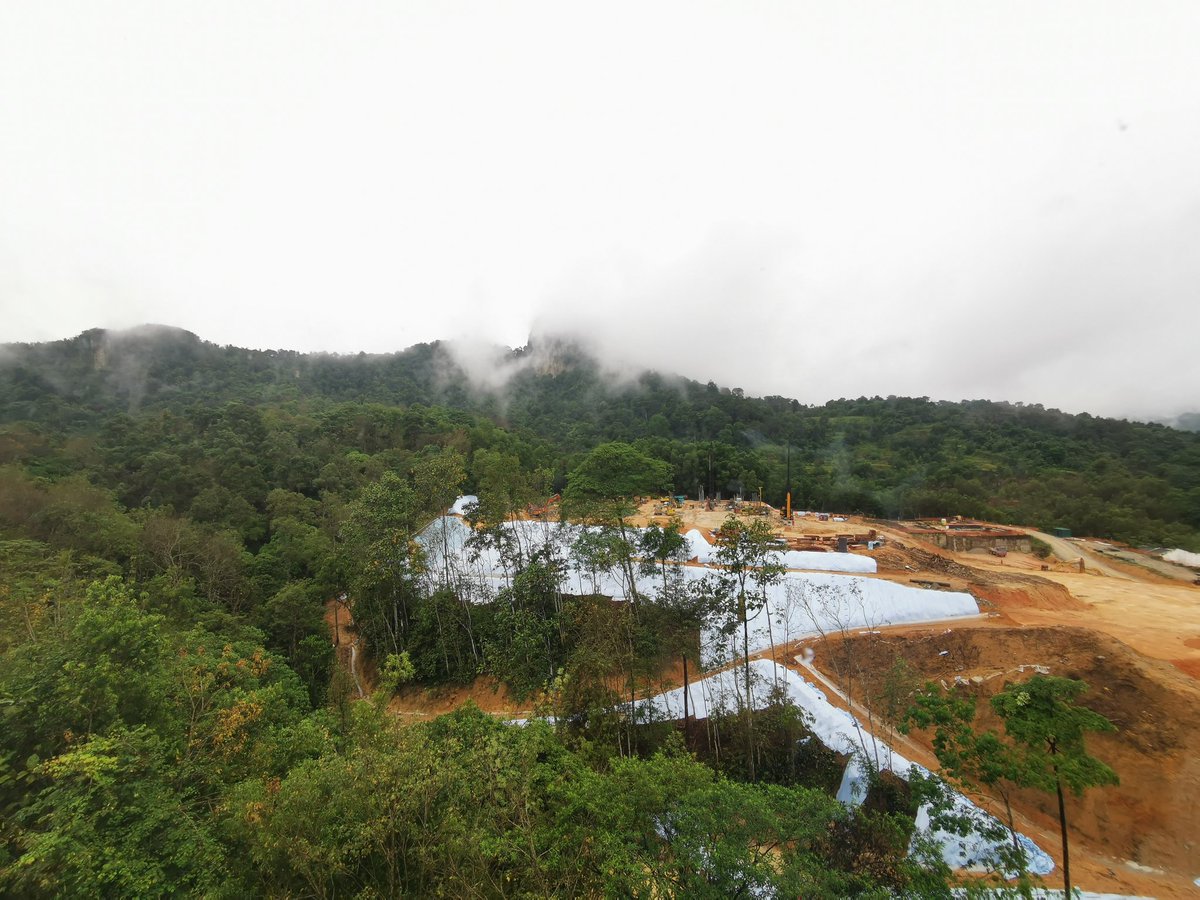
<box><xmin>4</xmin><ymin>325</ymin><xmax>1199</xmax><ymax>549</ymax></box>
<box><xmin>0</xmin><ymin>326</ymin><xmax>1175</xmax><ymax>894</ymax></box>
<box><xmin>1</xmin><ymin>326</ymin><xmax>973</xmax><ymax>896</ymax></box>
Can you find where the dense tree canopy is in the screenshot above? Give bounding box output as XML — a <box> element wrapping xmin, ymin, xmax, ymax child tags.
<box><xmin>0</xmin><ymin>325</ymin><xmax>1157</xmax><ymax>894</ymax></box>
<box><xmin>4</xmin><ymin>326</ymin><xmax>1197</xmax><ymax>549</ymax></box>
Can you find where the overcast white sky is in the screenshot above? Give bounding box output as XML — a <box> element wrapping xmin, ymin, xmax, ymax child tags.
<box><xmin>2</xmin><ymin>2</ymin><xmax>1199</xmax><ymax>419</ymax></box>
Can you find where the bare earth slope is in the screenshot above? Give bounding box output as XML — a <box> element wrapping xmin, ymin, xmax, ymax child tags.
<box><xmin>844</xmin><ymin>536</ymin><xmax>1200</xmax><ymax>897</ymax></box>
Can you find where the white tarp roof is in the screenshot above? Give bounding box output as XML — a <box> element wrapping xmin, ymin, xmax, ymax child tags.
<box><xmin>1163</xmin><ymin>547</ymin><xmax>1200</xmax><ymax>568</ymax></box>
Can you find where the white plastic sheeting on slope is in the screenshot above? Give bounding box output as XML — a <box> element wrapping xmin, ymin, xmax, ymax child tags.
<box><xmin>683</xmin><ymin>528</ymin><xmax>713</xmax><ymax>562</ymax></box>
<box><xmin>635</xmin><ymin>659</ymin><xmax>1054</xmax><ymax>878</ymax></box>
<box><xmin>448</xmin><ymin>495</ymin><xmax>479</xmax><ymax>515</ymax></box>
<box><xmin>417</xmin><ymin>516</ymin><xmax>635</xmax><ymax>598</ymax></box>
<box><xmin>781</xmin><ymin>549</ymin><xmax>876</xmax><ymax>573</ymax></box>
<box><xmin>1163</xmin><ymin>548</ymin><xmax>1200</xmax><ymax>568</ymax></box>
<box><xmin>701</xmin><ymin>572</ymin><xmax>979</xmax><ymax>667</ymax></box>
<box><xmin>681</xmin><ymin>528</ymin><xmax>876</xmax><ymax>573</ymax></box>
<box><xmin>415</xmin><ymin>517</ymin><xmax>980</xmax><ymax>655</ymax></box>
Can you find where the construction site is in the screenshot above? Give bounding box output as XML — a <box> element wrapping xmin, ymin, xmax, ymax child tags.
<box><xmin>635</xmin><ymin>499</ymin><xmax>1200</xmax><ymax>897</ymax></box>
<box><xmin>340</xmin><ymin>496</ymin><xmax>1200</xmax><ymax>898</ymax></box>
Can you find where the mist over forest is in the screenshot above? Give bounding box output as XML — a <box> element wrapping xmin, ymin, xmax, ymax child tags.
<box><xmin>4</xmin><ymin>325</ymin><xmax>1198</xmax><ymax>551</ymax></box>
<box><xmin>6</xmin><ymin>1</ymin><xmax>1200</xmax><ymax>891</ymax></box>
<box><xmin>0</xmin><ymin>324</ymin><xmax>1194</xmax><ymax>895</ymax></box>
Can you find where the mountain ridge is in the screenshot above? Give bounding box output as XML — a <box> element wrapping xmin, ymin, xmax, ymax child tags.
<box><xmin>3</xmin><ymin>324</ymin><xmax>1194</xmax><ymax>430</ymax></box>
<box><xmin>3</xmin><ymin>325</ymin><xmax>1199</xmax><ymax>550</ymax></box>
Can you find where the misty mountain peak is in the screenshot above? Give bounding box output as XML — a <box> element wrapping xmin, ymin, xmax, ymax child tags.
<box><xmin>518</xmin><ymin>333</ymin><xmax>599</xmax><ymax>378</ymax></box>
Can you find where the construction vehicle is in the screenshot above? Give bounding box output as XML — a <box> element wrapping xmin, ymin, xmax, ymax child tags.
<box><xmin>526</xmin><ymin>493</ymin><xmax>560</xmax><ymax>518</ymax></box>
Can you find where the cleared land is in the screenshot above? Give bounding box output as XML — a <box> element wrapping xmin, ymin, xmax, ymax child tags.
<box><xmin>365</xmin><ymin>502</ymin><xmax>1200</xmax><ymax>897</ymax></box>
<box><xmin>821</xmin><ymin>527</ymin><xmax>1200</xmax><ymax>898</ymax></box>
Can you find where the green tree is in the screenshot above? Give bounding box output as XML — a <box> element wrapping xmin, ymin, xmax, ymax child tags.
<box><xmin>258</xmin><ymin>580</ymin><xmax>325</xmax><ymax>659</ymax></box>
<box><xmin>339</xmin><ymin>472</ymin><xmax>425</xmax><ymax>659</ymax></box>
<box><xmin>292</xmin><ymin>633</ymin><xmax>335</xmax><ymax>706</ymax></box>
<box><xmin>991</xmin><ymin>675</ymin><xmax>1119</xmax><ymax>898</ymax></box>
<box><xmin>483</xmin><ymin>548</ymin><xmax>566</xmax><ymax>696</ymax></box>
<box><xmin>570</xmin><ymin>527</ymin><xmax>626</xmax><ymax>595</ymax></box>
<box><xmin>904</xmin><ymin>682</ymin><xmax>1034</xmax><ymax>880</ymax></box>
<box><xmin>906</xmin><ymin>675</ymin><xmax>1119</xmax><ymax>895</ymax></box>
<box><xmin>5</xmin><ymin>727</ymin><xmax>226</xmax><ymax>898</ymax></box>
<box><xmin>711</xmin><ymin>516</ymin><xmax>785</xmax><ymax>781</ymax></box>
<box><xmin>410</xmin><ymin>447</ymin><xmax>467</xmax><ymax>522</ymax></box>
<box><xmin>558</xmin><ymin>596</ymin><xmax>630</xmax><ymax>757</ymax></box>
<box><xmin>645</xmin><ymin>574</ymin><xmax>715</xmax><ymax>729</ymax></box>
<box><xmin>468</xmin><ymin>448</ymin><xmax>548</xmax><ymax>575</ymax></box>
<box><xmin>561</xmin><ymin>441</ymin><xmax>671</xmax><ymax>605</ymax></box>
<box><xmin>638</xmin><ymin>521</ymin><xmax>688</xmax><ymax>594</ymax></box>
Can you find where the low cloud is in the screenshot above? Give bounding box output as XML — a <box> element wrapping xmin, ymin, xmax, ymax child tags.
<box><xmin>513</xmin><ymin>184</ymin><xmax>1200</xmax><ymax>422</ymax></box>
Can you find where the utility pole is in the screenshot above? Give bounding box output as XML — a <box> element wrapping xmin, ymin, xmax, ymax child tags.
<box><xmin>785</xmin><ymin>442</ymin><xmax>792</xmax><ymax>520</ymax></box>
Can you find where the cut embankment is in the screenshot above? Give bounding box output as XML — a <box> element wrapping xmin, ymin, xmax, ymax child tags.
<box><xmin>813</xmin><ymin>625</ymin><xmax>1200</xmax><ymax>882</ymax></box>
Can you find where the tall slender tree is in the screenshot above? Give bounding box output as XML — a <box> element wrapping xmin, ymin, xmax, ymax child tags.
<box><xmin>712</xmin><ymin>516</ymin><xmax>784</xmax><ymax>781</ymax></box>
<box><xmin>992</xmin><ymin>675</ymin><xmax>1119</xmax><ymax>898</ymax></box>
<box><xmin>561</xmin><ymin>442</ymin><xmax>671</xmax><ymax>605</ymax></box>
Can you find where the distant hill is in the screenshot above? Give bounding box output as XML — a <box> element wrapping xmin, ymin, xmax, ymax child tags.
<box><xmin>0</xmin><ymin>325</ymin><xmax>473</xmax><ymax>419</ymax></box>
<box><xmin>3</xmin><ymin>326</ymin><xmax>1199</xmax><ymax>549</ymax></box>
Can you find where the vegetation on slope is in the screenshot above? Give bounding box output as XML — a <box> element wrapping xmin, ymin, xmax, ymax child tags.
<box><xmin>0</xmin><ymin>327</ymin><xmax>1147</xmax><ymax>893</ymax></box>
<box><xmin>3</xmin><ymin>326</ymin><xmax>1199</xmax><ymax>549</ymax></box>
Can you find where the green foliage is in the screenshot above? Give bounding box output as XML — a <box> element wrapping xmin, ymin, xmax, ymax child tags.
<box><xmin>0</xmin><ymin>574</ymin><xmax>321</xmax><ymax>895</ymax></box>
<box><xmin>226</xmin><ymin>705</ymin><xmax>939</xmax><ymax>897</ymax></box>
<box><xmin>0</xmin><ymin>328</ymin><xmax>1174</xmax><ymax>894</ymax></box>
<box><xmin>562</xmin><ymin>442</ymin><xmax>673</xmax><ymax>607</ymax></box>
<box><xmin>481</xmin><ymin>549</ymin><xmax>568</xmax><ymax>696</ymax></box>
<box><xmin>639</xmin><ymin>520</ymin><xmax>689</xmax><ymax>586</ymax></box>
<box><xmin>990</xmin><ymin>675</ymin><xmax>1119</xmax><ymax>797</ymax></box>
<box><xmin>904</xmin><ymin>681</ymin><xmax>1035</xmax><ymax>878</ymax></box>
<box><xmin>5</xmin><ymin>727</ymin><xmax>227</xmax><ymax>898</ymax></box>
<box><xmin>5</xmin><ymin>330</ymin><xmax>1200</xmax><ymax>548</ymax></box>
<box><xmin>562</xmin><ymin>440</ymin><xmax>672</xmax><ymax>508</ymax></box>
<box><xmin>339</xmin><ymin>471</ymin><xmax>425</xmax><ymax>659</ymax></box>
<box><xmin>0</xmin><ymin>539</ymin><xmax>118</xmax><ymax>652</ymax></box>
<box><xmin>991</xmin><ymin>676</ymin><xmax>1119</xmax><ymax>897</ymax></box>
<box><xmin>371</xmin><ymin>652</ymin><xmax>416</xmax><ymax>710</ymax></box>
<box><xmin>292</xmin><ymin>633</ymin><xmax>335</xmax><ymax>706</ymax></box>
<box><xmin>906</xmin><ymin>676</ymin><xmax>1119</xmax><ymax>892</ymax></box>
<box><xmin>0</xmin><ymin>565</ymin><xmax>951</xmax><ymax>896</ymax></box>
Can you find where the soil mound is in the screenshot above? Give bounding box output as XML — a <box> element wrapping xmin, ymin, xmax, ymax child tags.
<box><xmin>876</xmin><ymin>542</ymin><xmax>1086</xmax><ymax>612</ymax></box>
<box><xmin>969</xmin><ymin>579</ymin><xmax>1087</xmax><ymax>612</ymax></box>
<box><xmin>387</xmin><ymin>676</ymin><xmax>531</xmax><ymax>720</ymax></box>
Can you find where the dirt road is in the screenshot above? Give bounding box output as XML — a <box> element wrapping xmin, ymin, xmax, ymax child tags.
<box><xmin>1085</xmin><ymin>542</ymin><xmax>1200</xmax><ymax>583</ymax></box>
<box><xmin>1024</xmin><ymin>530</ymin><xmax>1134</xmax><ymax>580</ymax></box>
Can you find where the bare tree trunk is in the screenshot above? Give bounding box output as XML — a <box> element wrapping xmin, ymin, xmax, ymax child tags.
<box><xmin>682</xmin><ymin>654</ymin><xmax>689</xmax><ymax>723</ymax></box>
<box><xmin>21</xmin><ymin>603</ymin><xmax>37</xmax><ymax>642</ymax></box>
<box><xmin>464</xmin><ymin>598</ymin><xmax>480</xmax><ymax>664</ymax></box>
<box><xmin>765</xmin><ymin>594</ymin><xmax>779</xmax><ymax>690</ymax></box>
<box><xmin>741</xmin><ymin>594</ymin><xmax>756</xmax><ymax>782</ymax></box>
<box><xmin>630</xmin><ymin>676</ymin><xmax>637</xmax><ymax>754</ymax></box>
<box><xmin>627</xmin><ymin>610</ymin><xmax>638</xmax><ymax>756</ymax></box>
<box><xmin>617</xmin><ymin>518</ymin><xmax>641</xmax><ymax>605</ymax></box>
<box><xmin>1057</xmin><ymin>776</ymin><xmax>1072</xmax><ymax>898</ymax></box>
<box><xmin>433</xmin><ymin>599</ymin><xmax>451</xmax><ymax>677</ymax></box>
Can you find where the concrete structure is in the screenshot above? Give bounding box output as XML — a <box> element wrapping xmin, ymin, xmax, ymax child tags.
<box><xmin>903</xmin><ymin>520</ymin><xmax>1033</xmax><ymax>554</ymax></box>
